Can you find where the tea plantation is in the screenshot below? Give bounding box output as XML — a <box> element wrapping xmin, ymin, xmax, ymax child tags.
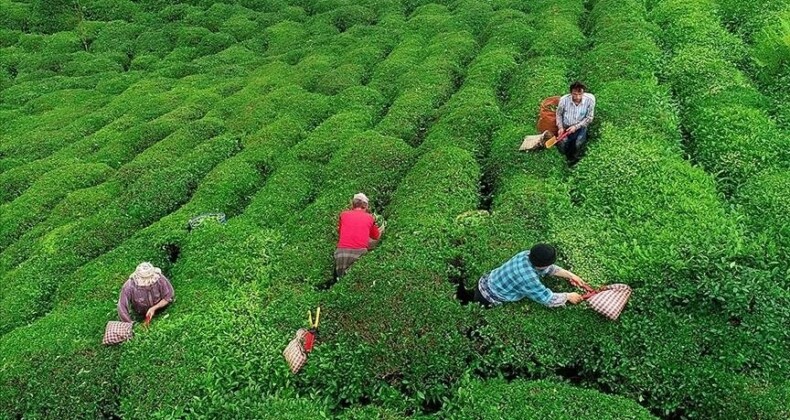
<box><xmin>1</xmin><ymin>0</ymin><xmax>788</xmax><ymax>418</ymax></box>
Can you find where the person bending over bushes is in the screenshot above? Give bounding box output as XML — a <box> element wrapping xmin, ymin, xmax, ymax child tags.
<box><xmin>117</xmin><ymin>262</ymin><xmax>175</xmax><ymax>323</ymax></box>
<box><xmin>556</xmin><ymin>81</ymin><xmax>596</xmax><ymax>166</ymax></box>
<box><xmin>334</xmin><ymin>193</ymin><xmax>384</xmax><ymax>279</ymax></box>
<box><xmin>463</xmin><ymin>244</ymin><xmax>586</xmax><ymax>308</ymax></box>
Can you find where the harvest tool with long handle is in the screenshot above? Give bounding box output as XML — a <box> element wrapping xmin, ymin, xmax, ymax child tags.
<box><xmin>283</xmin><ymin>307</ymin><xmax>322</xmax><ymax>374</ymax></box>
<box><xmin>519</xmin><ymin>130</ymin><xmax>570</xmax><ymax>151</ymax></box>
<box><xmin>305</xmin><ymin>307</ymin><xmax>320</xmax><ymax>352</ymax></box>
<box><xmin>570</xmin><ymin>279</ymin><xmax>632</xmax><ymax>320</ymax></box>
<box><xmin>543</xmin><ymin>130</ymin><xmax>570</xmax><ymax>149</ymax></box>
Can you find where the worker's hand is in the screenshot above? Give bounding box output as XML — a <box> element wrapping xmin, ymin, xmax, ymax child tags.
<box><xmin>567</xmin><ymin>293</ymin><xmax>584</xmax><ymax>305</ymax></box>
<box><xmin>558</xmin><ymin>127</ymin><xmax>565</xmax><ymax>137</ymax></box>
<box><xmin>146</xmin><ymin>307</ymin><xmax>156</xmax><ymax>320</ymax></box>
<box><xmin>567</xmin><ymin>125</ymin><xmax>578</xmax><ymax>134</ymax></box>
<box><xmin>569</xmin><ymin>274</ymin><xmax>588</xmax><ymax>288</ymax></box>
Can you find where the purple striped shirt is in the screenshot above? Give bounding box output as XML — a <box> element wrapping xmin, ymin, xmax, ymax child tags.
<box><xmin>117</xmin><ymin>275</ymin><xmax>175</xmax><ymax>322</ymax></box>
<box><xmin>556</xmin><ymin>93</ymin><xmax>596</xmax><ymax>130</ymax></box>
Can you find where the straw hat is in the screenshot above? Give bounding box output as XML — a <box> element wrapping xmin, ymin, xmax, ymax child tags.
<box><xmin>132</xmin><ymin>262</ymin><xmax>161</xmax><ymax>287</ymax></box>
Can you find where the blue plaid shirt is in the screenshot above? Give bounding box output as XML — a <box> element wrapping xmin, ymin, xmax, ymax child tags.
<box><xmin>483</xmin><ymin>251</ymin><xmax>558</xmax><ymax>305</ymax></box>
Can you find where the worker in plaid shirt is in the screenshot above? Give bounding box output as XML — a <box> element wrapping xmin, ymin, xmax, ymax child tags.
<box><xmin>467</xmin><ymin>244</ymin><xmax>587</xmax><ymax>308</ymax></box>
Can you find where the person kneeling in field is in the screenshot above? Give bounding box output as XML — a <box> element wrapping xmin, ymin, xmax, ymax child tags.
<box><xmin>466</xmin><ymin>244</ymin><xmax>587</xmax><ymax>308</ymax></box>
<box><xmin>334</xmin><ymin>193</ymin><xmax>384</xmax><ymax>279</ymax></box>
<box><xmin>117</xmin><ymin>262</ymin><xmax>175</xmax><ymax>323</ymax></box>
<box><xmin>556</xmin><ymin>81</ymin><xmax>596</xmax><ymax>166</ymax></box>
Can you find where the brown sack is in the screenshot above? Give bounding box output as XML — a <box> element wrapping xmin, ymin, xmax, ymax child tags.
<box><xmin>537</xmin><ymin>96</ymin><xmax>561</xmax><ymax>135</ymax></box>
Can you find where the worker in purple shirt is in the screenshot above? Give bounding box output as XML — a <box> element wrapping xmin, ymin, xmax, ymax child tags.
<box><xmin>464</xmin><ymin>244</ymin><xmax>587</xmax><ymax>308</ymax></box>
<box><xmin>117</xmin><ymin>262</ymin><xmax>175</xmax><ymax>323</ymax></box>
<box><xmin>556</xmin><ymin>81</ymin><xmax>596</xmax><ymax>166</ymax></box>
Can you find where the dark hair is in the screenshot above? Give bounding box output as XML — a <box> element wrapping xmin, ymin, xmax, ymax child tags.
<box><xmin>528</xmin><ymin>243</ymin><xmax>557</xmax><ymax>267</ymax></box>
<box><xmin>569</xmin><ymin>81</ymin><xmax>587</xmax><ymax>93</ymax></box>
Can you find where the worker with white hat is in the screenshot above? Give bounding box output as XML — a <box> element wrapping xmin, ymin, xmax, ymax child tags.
<box><xmin>117</xmin><ymin>262</ymin><xmax>175</xmax><ymax>323</ymax></box>
<box><xmin>334</xmin><ymin>193</ymin><xmax>384</xmax><ymax>278</ymax></box>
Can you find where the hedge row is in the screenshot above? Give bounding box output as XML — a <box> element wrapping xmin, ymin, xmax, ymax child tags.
<box><xmin>300</xmin><ymin>4</ymin><xmax>570</xmax><ymax>413</ymax></box>
<box><xmin>650</xmin><ymin>0</ymin><xmax>790</xmax><ymax>265</ymax></box>
<box><xmin>441</xmin><ymin>379</ymin><xmax>655</xmax><ymax>419</ymax></box>
<box><xmin>273</xmin><ymin>130</ymin><xmax>416</xmax><ymax>287</ymax></box>
<box><xmin>1</xmin><ymin>89</ymin><xmax>113</xmax><ymax>165</ymax></box>
<box><xmin>557</xmin><ymin>1</ymin><xmax>789</xmax><ymax>417</ymax></box>
<box><xmin>2</xmin><ymin>1</ymin><xmax>369</xmax><ymax>416</ymax></box>
<box><xmin>751</xmin><ymin>6</ymin><xmax>790</xmax><ymax>129</ymax></box>
<box><xmin>650</xmin><ymin>0</ymin><xmax>789</xmax><ymax>193</ymax></box>
<box><xmin>0</xmin><ymin>86</ymin><xmax>323</xmax><ymax>411</ymax></box>
<box><xmin>0</xmin><ymin>76</ymin><xmax>192</xmax><ymax>202</ymax></box>
<box><xmin>376</xmin><ymin>32</ymin><xmax>477</xmax><ymax>145</ymax></box>
<box><xmin>455</xmin><ymin>0</ymin><xmax>607</xmax><ymax>406</ymax></box>
<box><xmin>0</xmin><ymin>163</ymin><xmax>113</xmax><ymax>251</ymax></box>
<box><xmin>0</xmin><ymin>182</ymin><xmax>121</xmax><ymax>281</ymax></box>
<box><xmin>308</xmin><ymin>145</ymin><xmax>482</xmax><ymax>410</ymax></box>
<box><xmin>0</xmin><ymin>156</ymin><xmax>275</xmax><ymax>416</ymax></box>
<box><xmin>714</xmin><ymin>0</ymin><xmax>790</xmax><ymax>42</ymax></box>
<box><xmin>0</xmin><ymin>124</ymin><xmax>236</xmax><ymax>335</ymax></box>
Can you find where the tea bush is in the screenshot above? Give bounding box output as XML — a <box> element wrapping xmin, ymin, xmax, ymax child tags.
<box><xmin>305</xmin><ymin>146</ymin><xmax>481</xmax><ymax>408</ymax></box>
<box><xmin>441</xmin><ymin>378</ymin><xmax>656</xmax><ymax>419</ymax></box>
<box><xmin>0</xmin><ymin>163</ymin><xmax>113</xmax><ymax>250</ymax></box>
<box><xmin>1</xmin><ymin>0</ymin><xmax>787</xmax><ymax>417</ymax></box>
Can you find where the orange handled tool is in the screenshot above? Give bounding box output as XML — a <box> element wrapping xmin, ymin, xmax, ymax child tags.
<box><xmin>544</xmin><ymin>131</ymin><xmax>571</xmax><ymax>149</ymax></box>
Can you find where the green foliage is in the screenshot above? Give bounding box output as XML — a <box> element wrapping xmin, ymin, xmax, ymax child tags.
<box><xmin>0</xmin><ymin>0</ymin><xmax>30</xmax><ymax>31</ymax></box>
<box><xmin>82</xmin><ymin>0</ymin><xmax>142</xmax><ymax>22</ymax></box>
<box><xmin>442</xmin><ymin>379</ymin><xmax>656</xmax><ymax>418</ymax></box>
<box><xmin>663</xmin><ymin>45</ymin><xmax>752</xmax><ymax>103</ymax></box>
<box><xmin>420</xmin><ymin>86</ymin><xmax>504</xmax><ymax>158</ymax></box>
<box><xmin>483</xmin><ymin>8</ymin><xmax>533</xmax><ymax>49</ymax></box>
<box><xmin>0</xmin><ymin>306</ymin><xmax>122</xmax><ymax>418</ymax></box>
<box><xmin>221</xmin><ymin>13</ymin><xmax>262</xmax><ymax>41</ymax></box>
<box><xmin>583</xmin><ymin>40</ymin><xmax>661</xmax><ymax>83</ymax></box>
<box><xmin>506</xmin><ymin>55</ymin><xmax>569</xmax><ymax>122</ymax></box>
<box><xmin>715</xmin><ymin>0</ymin><xmax>787</xmax><ymax>41</ymax></box>
<box><xmin>649</xmin><ymin>0</ymin><xmax>747</xmax><ymax>63</ymax></box>
<box><xmin>1</xmin><ymin>1</ymin><xmax>787</xmax><ymax>417</ymax></box>
<box><xmin>91</xmin><ymin>21</ymin><xmax>145</xmax><ymax>55</ymax></box>
<box><xmin>0</xmin><ymin>163</ymin><xmax>113</xmax><ymax>250</ymax></box>
<box><xmin>736</xmin><ymin>170</ymin><xmax>790</xmax><ymax>261</ymax></box>
<box><xmin>752</xmin><ymin>8</ymin><xmax>790</xmax><ymax>79</ymax></box>
<box><xmin>304</xmin><ymin>146</ymin><xmax>481</xmax><ymax>408</ymax></box>
<box><xmin>683</xmin><ymin>104</ymin><xmax>785</xmax><ymax>191</ymax></box>
<box><xmin>29</xmin><ymin>0</ymin><xmax>81</xmax><ymax>34</ymax></box>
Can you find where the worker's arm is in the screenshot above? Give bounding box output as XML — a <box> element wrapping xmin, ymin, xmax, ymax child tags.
<box><xmin>146</xmin><ymin>299</ymin><xmax>170</xmax><ymax>319</ymax></box>
<box><xmin>575</xmin><ymin>95</ymin><xmax>596</xmax><ymax>129</ymax></box>
<box><xmin>546</xmin><ymin>292</ymin><xmax>583</xmax><ymax>306</ymax></box>
<box><xmin>370</xmin><ymin>223</ymin><xmax>381</xmax><ymax>240</ymax></box>
<box><xmin>551</xmin><ymin>267</ymin><xmax>589</xmax><ymax>288</ymax></box>
<box><xmin>117</xmin><ymin>282</ymin><xmax>133</xmax><ymax>323</ymax></box>
<box><xmin>146</xmin><ymin>276</ymin><xmax>174</xmax><ymax>319</ymax></box>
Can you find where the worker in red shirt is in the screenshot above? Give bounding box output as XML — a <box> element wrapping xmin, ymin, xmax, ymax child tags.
<box><xmin>334</xmin><ymin>193</ymin><xmax>384</xmax><ymax>278</ymax></box>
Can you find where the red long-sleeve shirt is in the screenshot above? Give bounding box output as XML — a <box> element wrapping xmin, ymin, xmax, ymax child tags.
<box><xmin>337</xmin><ymin>208</ymin><xmax>380</xmax><ymax>249</ymax></box>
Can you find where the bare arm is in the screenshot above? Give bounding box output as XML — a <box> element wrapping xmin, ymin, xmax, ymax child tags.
<box><xmin>551</xmin><ymin>267</ymin><xmax>589</xmax><ymax>288</ymax></box>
